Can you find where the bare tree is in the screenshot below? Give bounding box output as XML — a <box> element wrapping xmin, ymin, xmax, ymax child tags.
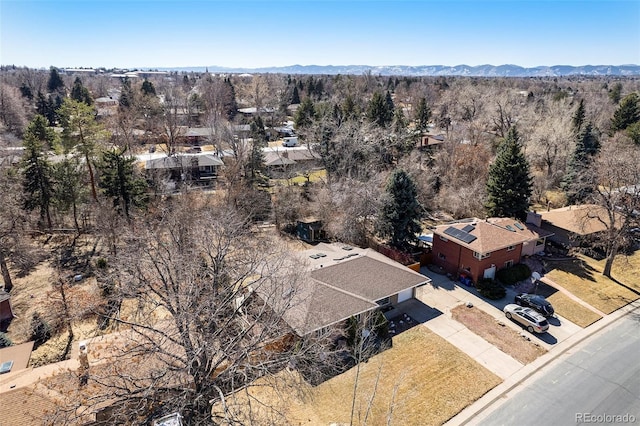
<box><xmin>590</xmin><ymin>139</ymin><xmax>640</xmax><ymax>277</ymax></box>
<box><xmin>47</xmin><ymin>196</ymin><xmax>311</xmax><ymax>424</ymax></box>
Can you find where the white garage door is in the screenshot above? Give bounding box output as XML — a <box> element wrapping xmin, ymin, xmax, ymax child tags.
<box><xmin>397</xmin><ymin>288</ymin><xmax>414</xmax><ymax>303</ymax></box>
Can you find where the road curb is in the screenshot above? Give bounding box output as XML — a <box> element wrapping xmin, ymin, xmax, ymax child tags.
<box><xmin>444</xmin><ymin>299</ymin><xmax>640</xmax><ymax>426</ymax></box>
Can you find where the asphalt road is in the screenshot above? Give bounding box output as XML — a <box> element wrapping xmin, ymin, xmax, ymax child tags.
<box><xmin>475</xmin><ymin>313</ymin><xmax>640</xmax><ymax>426</ymax></box>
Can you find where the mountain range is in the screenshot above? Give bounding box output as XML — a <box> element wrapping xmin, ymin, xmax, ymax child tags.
<box><xmin>155</xmin><ymin>64</ymin><xmax>640</xmax><ymax>77</ymax></box>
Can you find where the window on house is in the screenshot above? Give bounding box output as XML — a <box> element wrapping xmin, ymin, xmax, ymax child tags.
<box><xmin>504</xmin><ymin>260</ymin><xmax>514</xmax><ymax>268</ymax></box>
<box><xmin>439</xmin><ymin>235</ymin><xmax>449</xmax><ymax>242</ymax></box>
<box><xmin>438</xmin><ymin>252</ymin><xmax>446</xmax><ymax>260</ymax></box>
<box><xmin>473</xmin><ymin>251</ymin><xmax>491</xmax><ymax>260</ymax></box>
<box><xmin>507</xmin><ymin>245</ymin><xmax>515</xmax><ymax>251</ymax></box>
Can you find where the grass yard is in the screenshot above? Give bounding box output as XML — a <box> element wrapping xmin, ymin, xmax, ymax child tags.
<box><xmin>544</xmin><ymin>253</ymin><xmax>640</xmax><ymax>315</ymax></box>
<box><xmin>272</xmin><ymin>169</ymin><xmax>327</xmax><ymax>187</ymax></box>
<box><xmin>218</xmin><ymin>327</ymin><xmax>501</xmax><ymax>426</ymax></box>
<box><xmin>451</xmin><ymin>305</ymin><xmax>547</xmax><ymax>364</ymax></box>
<box><xmin>545</xmin><ymin>292</ymin><xmax>602</xmax><ymax>328</ymax></box>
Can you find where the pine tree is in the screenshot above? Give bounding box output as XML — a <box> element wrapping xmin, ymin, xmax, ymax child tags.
<box><xmin>291</xmin><ymin>86</ymin><xmax>300</xmax><ymax>104</ymax></box>
<box><xmin>485</xmin><ymin>127</ymin><xmax>532</xmax><ymax>221</ymax></box>
<box><xmin>377</xmin><ymin>169</ymin><xmax>423</xmax><ymax>251</ymax></box>
<box><xmin>562</xmin><ymin>122</ymin><xmax>600</xmax><ymax>204</ymax></box>
<box><xmin>141</xmin><ymin>79</ymin><xmax>156</xmax><ymax>96</ymax></box>
<box><xmin>342</xmin><ymin>95</ymin><xmax>357</xmax><ymax>121</ymax></box>
<box><xmin>70</xmin><ymin>77</ymin><xmax>93</xmax><ymax>105</ymax></box>
<box><xmin>22</xmin><ymin>128</ymin><xmax>55</xmax><ymax>229</ymax></box>
<box><xmin>294</xmin><ymin>97</ymin><xmax>315</xmax><ymax>129</ymax></box>
<box><xmin>27</xmin><ymin>114</ymin><xmax>58</xmax><ymax>150</ymax></box>
<box><xmin>366</xmin><ymin>92</ymin><xmax>393</xmax><ymax>127</ymax></box>
<box><xmin>610</xmin><ymin>92</ymin><xmax>640</xmax><ymax>133</ymax></box>
<box><xmin>54</xmin><ymin>156</ymin><xmax>86</xmax><ymax>232</ymax></box>
<box><xmin>247</xmin><ymin>116</ymin><xmax>267</xmax><ymax>184</ymax></box>
<box><xmin>571</xmin><ymin>99</ymin><xmax>586</xmax><ymax>133</ymax></box>
<box><xmin>222</xmin><ymin>78</ymin><xmax>238</xmax><ymax>120</ymax></box>
<box><xmin>415</xmin><ymin>97</ymin><xmax>431</xmax><ymax>132</ymax></box>
<box><xmin>98</xmin><ymin>148</ymin><xmax>148</xmax><ymax>218</ymax></box>
<box><xmin>47</xmin><ymin>67</ymin><xmax>64</xmax><ymax>93</ymax></box>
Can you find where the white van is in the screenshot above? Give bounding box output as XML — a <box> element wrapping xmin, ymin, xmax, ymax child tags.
<box><xmin>282</xmin><ymin>136</ymin><xmax>299</xmax><ymax>147</ymax></box>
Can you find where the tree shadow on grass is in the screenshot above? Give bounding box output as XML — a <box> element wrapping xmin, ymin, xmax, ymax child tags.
<box><xmin>543</xmin><ymin>257</ymin><xmax>600</xmax><ymax>283</ymax></box>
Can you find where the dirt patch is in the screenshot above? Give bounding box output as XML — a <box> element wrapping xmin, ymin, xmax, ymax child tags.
<box><xmin>451</xmin><ymin>305</ymin><xmax>547</xmax><ymax>364</ymax></box>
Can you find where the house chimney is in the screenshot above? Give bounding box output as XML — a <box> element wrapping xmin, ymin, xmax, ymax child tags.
<box><xmin>526</xmin><ymin>211</ymin><xmax>542</xmax><ymax>227</ymax></box>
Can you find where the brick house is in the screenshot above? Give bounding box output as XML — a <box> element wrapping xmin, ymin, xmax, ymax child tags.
<box><xmin>431</xmin><ymin>218</ymin><xmax>553</xmax><ymax>284</ymax></box>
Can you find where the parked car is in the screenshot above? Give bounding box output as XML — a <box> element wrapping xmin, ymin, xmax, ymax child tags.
<box><xmin>515</xmin><ymin>293</ymin><xmax>555</xmax><ymax>316</ymax></box>
<box><xmin>503</xmin><ymin>304</ymin><xmax>549</xmax><ymax>333</ymax></box>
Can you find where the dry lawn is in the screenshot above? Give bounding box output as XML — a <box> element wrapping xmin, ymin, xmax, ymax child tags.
<box><xmin>545</xmin><ymin>253</ymin><xmax>640</xmax><ymax>314</ymax></box>
<box><xmin>545</xmin><ymin>292</ymin><xmax>602</xmax><ymax>328</ymax></box>
<box><xmin>451</xmin><ymin>305</ymin><xmax>547</xmax><ymax>364</ymax></box>
<box><xmin>220</xmin><ymin>327</ymin><xmax>501</xmax><ymax>426</ymax></box>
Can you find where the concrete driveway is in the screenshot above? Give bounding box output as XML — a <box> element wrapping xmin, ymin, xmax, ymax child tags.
<box><xmin>418</xmin><ymin>266</ymin><xmax>583</xmax><ymax>348</ymax></box>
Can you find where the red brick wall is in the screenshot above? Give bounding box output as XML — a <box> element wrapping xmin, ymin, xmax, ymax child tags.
<box><xmin>432</xmin><ymin>237</ymin><xmax>522</xmax><ymax>283</ymax></box>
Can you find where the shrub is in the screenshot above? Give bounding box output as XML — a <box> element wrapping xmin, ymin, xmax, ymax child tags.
<box><xmin>0</xmin><ymin>332</ymin><xmax>12</xmax><ymax>348</ymax></box>
<box><xmin>496</xmin><ymin>263</ymin><xmax>531</xmax><ymax>285</ymax></box>
<box><xmin>476</xmin><ymin>278</ymin><xmax>506</xmax><ymax>300</ymax></box>
<box><xmin>30</xmin><ymin>312</ymin><xmax>52</xmax><ymax>350</ymax></box>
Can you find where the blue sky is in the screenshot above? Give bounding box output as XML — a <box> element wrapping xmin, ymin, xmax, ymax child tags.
<box><xmin>1</xmin><ymin>0</ymin><xmax>638</xmax><ymax>69</ymax></box>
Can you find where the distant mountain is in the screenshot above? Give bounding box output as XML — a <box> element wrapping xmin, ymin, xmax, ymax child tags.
<box><xmin>156</xmin><ymin>64</ymin><xmax>640</xmax><ymax>77</ymax></box>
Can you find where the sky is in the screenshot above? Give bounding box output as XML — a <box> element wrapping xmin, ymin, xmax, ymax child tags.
<box><xmin>1</xmin><ymin>0</ymin><xmax>639</xmax><ymax>69</ymax></box>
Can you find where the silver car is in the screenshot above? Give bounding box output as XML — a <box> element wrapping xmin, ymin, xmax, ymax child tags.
<box><xmin>503</xmin><ymin>304</ymin><xmax>549</xmax><ymax>333</ymax></box>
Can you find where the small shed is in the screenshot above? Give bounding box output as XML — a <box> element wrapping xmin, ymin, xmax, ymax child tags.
<box><xmin>0</xmin><ymin>290</ymin><xmax>14</xmax><ymax>323</ymax></box>
<box><xmin>297</xmin><ymin>219</ymin><xmax>325</xmax><ymax>243</ymax></box>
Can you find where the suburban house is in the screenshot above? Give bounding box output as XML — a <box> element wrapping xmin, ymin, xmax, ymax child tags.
<box><xmin>431</xmin><ymin>218</ymin><xmax>553</xmax><ymax>284</ymax></box>
<box><xmin>142</xmin><ymin>152</ymin><xmax>224</xmax><ymax>187</ymax></box>
<box><xmin>416</xmin><ymin>132</ymin><xmax>445</xmax><ymax>149</ymax></box>
<box><xmin>263</xmin><ymin>147</ymin><xmax>321</xmax><ymax>177</ymax></box>
<box><xmin>0</xmin><ymin>290</ymin><xmax>14</xmax><ymax>326</ymax></box>
<box><xmin>275</xmin><ymin>243</ymin><xmax>430</xmax><ymax>337</ymax></box>
<box><xmin>296</xmin><ymin>218</ymin><xmax>325</xmax><ymax>243</ymax></box>
<box><xmin>536</xmin><ymin>205</ymin><xmax>619</xmax><ymax>247</ymax></box>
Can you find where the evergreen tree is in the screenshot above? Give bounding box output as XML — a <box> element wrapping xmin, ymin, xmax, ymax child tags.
<box><xmin>562</xmin><ymin>122</ymin><xmax>600</xmax><ymax>204</ymax></box>
<box><xmin>58</xmin><ymin>98</ymin><xmax>105</xmax><ymax>201</ymax></box>
<box><xmin>377</xmin><ymin>169</ymin><xmax>423</xmax><ymax>251</ymax></box>
<box><xmin>342</xmin><ymin>95</ymin><xmax>358</xmax><ymax>122</ymax></box>
<box><xmin>119</xmin><ymin>78</ymin><xmax>135</xmax><ymax>110</ymax></box>
<box><xmin>54</xmin><ymin>156</ymin><xmax>86</xmax><ymax>232</ymax></box>
<box><xmin>291</xmin><ymin>86</ymin><xmax>300</xmax><ymax>104</ymax></box>
<box><xmin>98</xmin><ymin>148</ymin><xmax>148</xmax><ymax>218</ymax></box>
<box><xmin>415</xmin><ymin>97</ymin><xmax>431</xmax><ymax>132</ymax></box>
<box><xmin>247</xmin><ymin>116</ymin><xmax>267</xmax><ymax>184</ymax></box>
<box><xmin>610</xmin><ymin>92</ymin><xmax>640</xmax><ymax>133</ymax></box>
<box><xmin>485</xmin><ymin>127</ymin><xmax>532</xmax><ymax>221</ymax></box>
<box><xmin>222</xmin><ymin>78</ymin><xmax>238</xmax><ymax>120</ymax></box>
<box><xmin>571</xmin><ymin>99</ymin><xmax>586</xmax><ymax>133</ymax></box>
<box><xmin>19</xmin><ymin>83</ymin><xmax>33</xmax><ymax>100</ymax></box>
<box><xmin>366</xmin><ymin>91</ymin><xmax>393</xmax><ymax>127</ymax></box>
<box><xmin>22</xmin><ymin>128</ymin><xmax>55</xmax><ymax>229</ymax></box>
<box><xmin>392</xmin><ymin>106</ymin><xmax>407</xmax><ymax>133</ymax></box>
<box><xmin>27</xmin><ymin>114</ymin><xmax>58</xmax><ymax>150</ymax></box>
<box><xmin>294</xmin><ymin>97</ymin><xmax>315</xmax><ymax>129</ymax></box>
<box><xmin>47</xmin><ymin>67</ymin><xmax>64</xmax><ymax>93</ymax></box>
<box><xmin>36</xmin><ymin>91</ymin><xmax>58</xmax><ymax>126</ymax></box>
<box><xmin>609</xmin><ymin>82</ymin><xmax>622</xmax><ymax>104</ymax></box>
<box><xmin>141</xmin><ymin>79</ymin><xmax>156</xmax><ymax>96</ymax></box>
<box><xmin>626</xmin><ymin>121</ymin><xmax>640</xmax><ymax>145</ymax></box>
<box><xmin>70</xmin><ymin>77</ymin><xmax>93</xmax><ymax>105</ymax></box>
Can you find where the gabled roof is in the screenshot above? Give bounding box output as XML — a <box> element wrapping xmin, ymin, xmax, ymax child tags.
<box><xmin>488</xmin><ymin>218</ymin><xmax>554</xmax><ymax>240</ymax></box>
<box><xmin>433</xmin><ymin>220</ymin><xmax>530</xmax><ymax>254</ymax></box>
<box><xmin>539</xmin><ymin>205</ymin><xmax>618</xmax><ymax>235</ymax></box>
<box><xmin>279</xmin><ymin>244</ymin><xmax>428</xmax><ymax>335</ymax></box>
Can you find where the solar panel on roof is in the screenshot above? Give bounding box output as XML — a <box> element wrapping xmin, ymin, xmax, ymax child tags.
<box><xmin>462</xmin><ymin>224</ymin><xmax>475</xmax><ymax>233</ymax></box>
<box><xmin>506</xmin><ymin>225</ymin><xmax>515</xmax><ymax>232</ymax></box>
<box><xmin>443</xmin><ymin>226</ymin><xmax>477</xmax><ymax>244</ymax></box>
<box><xmin>514</xmin><ymin>223</ymin><xmax>525</xmax><ymax>230</ymax></box>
